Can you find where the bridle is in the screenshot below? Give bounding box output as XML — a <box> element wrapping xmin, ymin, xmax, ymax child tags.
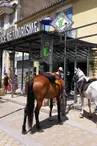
<box><xmin>74</xmin><ymin>69</ymin><xmax>85</xmax><ymax>82</ymax></box>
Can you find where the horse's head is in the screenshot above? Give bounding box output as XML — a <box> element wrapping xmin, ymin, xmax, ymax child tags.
<box><xmin>73</xmin><ymin>68</ymin><xmax>85</xmax><ymax>82</ymax></box>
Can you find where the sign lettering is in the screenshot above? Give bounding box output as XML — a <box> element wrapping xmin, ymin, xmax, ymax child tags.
<box><xmin>43</xmin><ymin>41</ymin><xmax>49</xmax><ymax>56</ymax></box>
<box><xmin>43</xmin><ymin>48</ymin><xmax>48</xmax><ymax>56</ymax></box>
<box><xmin>51</xmin><ymin>12</ymin><xmax>73</xmax><ymax>32</ymax></box>
<box><xmin>0</xmin><ymin>22</ymin><xmax>39</xmax><ymax>43</ymax></box>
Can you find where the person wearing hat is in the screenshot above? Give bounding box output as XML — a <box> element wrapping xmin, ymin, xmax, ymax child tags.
<box><xmin>3</xmin><ymin>73</ymin><xmax>10</xmax><ymax>94</ymax></box>
<box><xmin>56</xmin><ymin>67</ymin><xmax>64</xmax><ymax>79</ymax></box>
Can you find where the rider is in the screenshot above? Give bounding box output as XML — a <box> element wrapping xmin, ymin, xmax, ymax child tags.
<box><xmin>56</xmin><ymin>67</ymin><xmax>64</xmax><ymax>79</ymax></box>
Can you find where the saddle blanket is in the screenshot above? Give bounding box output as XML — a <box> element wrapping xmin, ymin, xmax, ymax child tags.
<box><xmin>41</xmin><ymin>72</ymin><xmax>56</xmax><ymax>82</ymax></box>
<box><xmin>41</xmin><ymin>72</ymin><xmax>61</xmax><ymax>89</ymax></box>
<box><xmin>80</xmin><ymin>78</ymin><xmax>97</xmax><ymax>93</ymax></box>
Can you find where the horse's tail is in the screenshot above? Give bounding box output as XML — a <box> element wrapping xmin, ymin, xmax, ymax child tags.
<box><xmin>27</xmin><ymin>79</ymin><xmax>35</xmax><ymax>128</ymax></box>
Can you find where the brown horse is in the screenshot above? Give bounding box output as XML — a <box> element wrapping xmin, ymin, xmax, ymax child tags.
<box><xmin>22</xmin><ymin>72</ymin><xmax>64</xmax><ymax>134</ymax></box>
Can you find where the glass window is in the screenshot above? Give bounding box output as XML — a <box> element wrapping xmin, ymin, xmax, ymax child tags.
<box><xmin>55</xmin><ymin>7</ymin><xmax>72</xmax><ymax>20</ymax></box>
<box><xmin>40</xmin><ymin>24</ymin><xmax>45</xmax><ymax>31</ymax></box>
<box><xmin>9</xmin><ymin>12</ymin><xmax>14</xmax><ymax>24</ymax></box>
<box><xmin>0</xmin><ymin>18</ymin><xmax>4</xmax><ymax>28</ymax></box>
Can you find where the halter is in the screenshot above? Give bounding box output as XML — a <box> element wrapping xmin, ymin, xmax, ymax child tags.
<box><xmin>75</xmin><ymin>68</ymin><xmax>85</xmax><ymax>81</ymax></box>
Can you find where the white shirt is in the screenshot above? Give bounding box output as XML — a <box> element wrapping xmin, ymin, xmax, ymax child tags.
<box><xmin>56</xmin><ymin>71</ymin><xmax>64</xmax><ymax>79</ymax></box>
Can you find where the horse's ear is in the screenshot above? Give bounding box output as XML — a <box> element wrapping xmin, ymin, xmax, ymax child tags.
<box><xmin>78</xmin><ymin>67</ymin><xmax>80</xmax><ymax>71</ymax></box>
<box><xmin>74</xmin><ymin>68</ymin><xmax>78</xmax><ymax>74</ymax></box>
<box><xmin>75</xmin><ymin>68</ymin><xmax>78</xmax><ymax>71</ymax></box>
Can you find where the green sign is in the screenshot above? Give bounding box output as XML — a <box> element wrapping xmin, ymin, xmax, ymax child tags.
<box><xmin>51</xmin><ymin>12</ymin><xmax>73</xmax><ymax>32</ymax></box>
<box><xmin>41</xmin><ymin>35</ymin><xmax>53</xmax><ymax>64</ymax></box>
<box><xmin>43</xmin><ymin>48</ymin><xmax>48</xmax><ymax>56</ymax></box>
<box><xmin>43</xmin><ymin>42</ymin><xmax>49</xmax><ymax>56</ymax></box>
<box><xmin>57</xmin><ymin>13</ymin><xmax>65</xmax><ymax>29</ymax></box>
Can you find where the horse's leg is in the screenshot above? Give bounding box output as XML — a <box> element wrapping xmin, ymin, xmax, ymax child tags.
<box><xmin>35</xmin><ymin>100</ymin><xmax>43</xmax><ymax>132</ymax></box>
<box><xmin>22</xmin><ymin>106</ymin><xmax>27</xmax><ymax>134</ymax></box>
<box><xmin>49</xmin><ymin>99</ymin><xmax>53</xmax><ymax>121</ymax></box>
<box><xmin>80</xmin><ymin>96</ymin><xmax>84</xmax><ymax>118</ymax></box>
<box><xmin>57</xmin><ymin>97</ymin><xmax>63</xmax><ymax>124</ymax></box>
<box><xmin>88</xmin><ymin>99</ymin><xmax>92</xmax><ymax>118</ymax></box>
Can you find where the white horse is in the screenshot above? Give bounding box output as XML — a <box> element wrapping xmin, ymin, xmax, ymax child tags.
<box><xmin>73</xmin><ymin>67</ymin><xmax>97</xmax><ymax>118</ymax></box>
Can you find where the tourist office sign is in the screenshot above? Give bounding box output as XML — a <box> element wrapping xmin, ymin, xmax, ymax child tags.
<box><xmin>51</xmin><ymin>12</ymin><xmax>73</xmax><ymax>33</ymax></box>
<box><xmin>0</xmin><ymin>21</ymin><xmax>39</xmax><ymax>43</ymax></box>
<box><xmin>41</xmin><ymin>34</ymin><xmax>53</xmax><ymax>64</ymax></box>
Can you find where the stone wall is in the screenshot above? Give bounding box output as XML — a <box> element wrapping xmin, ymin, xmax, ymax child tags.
<box><xmin>20</xmin><ymin>0</ymin><xmax>58</xmax><ymax>19</ymax></box>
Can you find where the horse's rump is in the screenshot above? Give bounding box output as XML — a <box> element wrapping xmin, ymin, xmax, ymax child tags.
<box><xmin>32</xmin><ymin>74</ymin><xmax>64</xmax><ymax>99</ymax></box>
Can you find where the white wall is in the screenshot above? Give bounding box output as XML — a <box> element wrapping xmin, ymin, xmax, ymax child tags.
<box><xmin>1</xmin><ymin>0</ymin><xmax>18</xmax><ymax>79</ymax></box>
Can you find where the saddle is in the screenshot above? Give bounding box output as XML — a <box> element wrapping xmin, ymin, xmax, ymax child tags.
<box><xmin>79</xmin><ymin>76</ymin><xmax>97</xmax><ymax>93</ymax></box>
<box><xmin>41</xmin><ymin>72</ymin><xmax>61</xmax><ymax>90</ymax></box>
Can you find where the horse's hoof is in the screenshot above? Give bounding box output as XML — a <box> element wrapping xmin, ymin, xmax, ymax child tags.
<box><xmin>38</xmin><ymin>129</ymin><xmax>44</xmax><ymax>133</ymax></box>
<box><xmin>22</xmin><ymin>130</ymin><xmax>27</xmax><ymax>134</ymax></box>
<box><xmin>88</xmin><ymin>115</ymin><xmax>92</xmax><ymax>119</ymax></box>
<box><xmin>58</xmin><ymin>120</ymin><xmax>63</xmax><ymax>125</ymax></box>
<box><xmin>79</xmin><ymin>113</ymin><xmax>84</xmax><ymax>118</ymax></box>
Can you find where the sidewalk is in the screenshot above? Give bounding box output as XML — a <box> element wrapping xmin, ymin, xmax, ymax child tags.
<box><xmin>0</xmin><ymin>128</ymin><xmax>26</xmax><ymax>146</ymax></box>
<box><xmin>1</xmin><ymin>93</ymin><xmax>97</xmax><ymax>146</ymax></box>
<box><xmin>1</xmin><ymin>92</ymin><xmax>97</xmax><ymax>129</ymax></box>
<box><xmin>0</xmin><ymin>92</ymin><xmax>94</xmax><ymax>114</ymax></box>
<box><xmin>2</xmin><ymin>93</ymin><xmax>26</xmax><ymax>106</ymax></box>
<box><xmin>1</xmin><ymin>93</ymin><xmax>59</xmax><ymax>114</ymax></box>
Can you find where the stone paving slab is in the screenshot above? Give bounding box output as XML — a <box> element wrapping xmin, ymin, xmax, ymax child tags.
<box><xmin>1</xmin><ymin>94</ymin><xmax>26</xmax><ymax>106</ymax></box>
<box><xmin>1</xmin><ymin>107</ymin><xmax>97</xmax><ymax>146</ymax></box>
<box><xmin>1</xmin><ymin>94</ymin><xmax>97</xmax><ymax>146</ymax></box>
<box><xmin>0</xmin><ymin>101</ymin><xmax>23</xmax><ymax>118</ymax></box>
<box><xmin>0</xmin><ymin>128</ymin><xmax>26</xmax><ymax>146</ymax></box>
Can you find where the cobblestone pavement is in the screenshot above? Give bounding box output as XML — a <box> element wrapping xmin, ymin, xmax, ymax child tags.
<box><xmin>1</xmin><ymin>95</ymin><xmax>97</xmax><ymax>146</ymax></box>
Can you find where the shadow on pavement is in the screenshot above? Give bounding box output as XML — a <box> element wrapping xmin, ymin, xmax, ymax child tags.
<box><xmin>0</xmin><ymin>97</ymin><xmax>8</xmax><ymax>103</ymax></box>
<box><xmin>83</xmin><ymin>110</ymin><xmax>97</xmax><ymax>124</ymax></box>
<box><xmin>6</xmin><ymin>92</ymin><xmax>26</xmax><ymax>97</ymax></box>
<box><xmin>31</xmin><ymin>115</ymin><xmax>68</xmax><ymax>134</ymax></box>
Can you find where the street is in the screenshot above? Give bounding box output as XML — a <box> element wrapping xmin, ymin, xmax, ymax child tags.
<box><xmin>0</xmin><ymin>96</ymin><xmax>97</xmax><ymax>146</ymax></box>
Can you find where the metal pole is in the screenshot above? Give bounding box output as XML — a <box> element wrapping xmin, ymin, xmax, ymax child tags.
<box><xmin>61</xmin><ymin>32</ymin><xmax>67</xmax><ymax>116</ymax></box>
<box><xmin>48</xmin><ymin>36</ymin><xmax>53</xmax><ymax>106</ymax></box>
<box><xmin>21</xmin><ymin>52</ymin><xmax>24</xmax><ymax>93</ymax></box>
<box><xmin>87</xmin><ymin>48</ymin><xmax>90</xmax><ymax>76</ymax></box>
<box><xmin>0</xmin><ymin>50</ymin><xmax>2</xmax><ymax>88</ymax></box>
<box><xmin>74</xmin><ymin>46</ymin><xmax>77</xmax><ymax>103</ymax></box>
<box><xmin>28</xmin><ymin>43</ymin><xmax>31</xmax><ymax>82</ymax></box>
<box><xmin>11</xmin><ymin>50</ymin><xmax>15</xmax><ymax>98</ymax></box>
<box><xmin>31</xmin><ymin>59</ymin><xmax>34</xmax><ymax>77</ymax></box>
<box><xmin>49</xmin><ymin>36</ymin><xmax>53</xmax><ymax>72</ymax></box>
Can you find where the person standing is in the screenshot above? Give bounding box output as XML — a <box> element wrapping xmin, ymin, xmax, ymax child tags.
<box><xmin>14</xmin><ymin>75</ymin><xmax>18</xmax><ymax>93</ymax></box>
<box><xmin>3</xmin><ymin>73</ymin><xmax>9</xmax><ymax>94</ymax></box>
<box><xmin>56</xmin><ymin>67</ymin><xmax>64</xmax><ymax>79</ymax></box>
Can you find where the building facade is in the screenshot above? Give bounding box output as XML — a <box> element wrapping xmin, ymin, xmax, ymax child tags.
<box><xmin>0</xmin><ymin>0</ymin><xmax>39</xmax><ymax>85</ymax></box>
<box><xmin>0</xmin><ymin>0</ymin><xmax>97</xmax><ymax>89</ymax></box>
<box><xmin>16</xmin><ymin>0</ymin><xmax>97</xmax><ymax>76</ymax></box>
<box><xmin>0</xmin><ymin>0</ymin><xmax>18</xmax><ymax>78</ymax></box>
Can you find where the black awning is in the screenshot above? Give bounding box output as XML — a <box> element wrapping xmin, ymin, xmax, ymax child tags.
<box><xmin>0</xmin><ymin>31</ymin><xmax>97</xmax><ymax>61</ymax></box>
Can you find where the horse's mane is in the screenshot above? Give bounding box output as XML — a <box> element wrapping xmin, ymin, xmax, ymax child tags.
<box><xmin>76</xmin><ymin>68</ymin><xmax>88</xmax><ymax>82</ymax></box>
